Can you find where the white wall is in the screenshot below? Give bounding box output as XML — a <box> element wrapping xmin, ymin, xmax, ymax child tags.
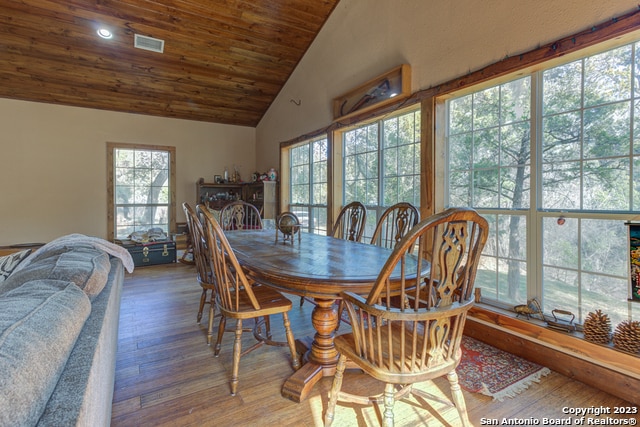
<box><xmin>0</xmin><ymin>99</ymin><xmax>255</xmax><ymax>245</ymax></box>
<box><xmin>256</xmin><ymin>0</ymin><xmax>640</xmax><ymax>170</ymax></box>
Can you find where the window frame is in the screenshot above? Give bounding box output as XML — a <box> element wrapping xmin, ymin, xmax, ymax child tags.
<box><xmin>107</xmin><ymin>142</ymin><xmax>176</xmax><ymax>241</ymax></box>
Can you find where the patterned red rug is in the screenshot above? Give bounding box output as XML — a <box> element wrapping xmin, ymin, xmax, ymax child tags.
<box><xmin>457</xmin><ymin>336</ymin><xmax>550</xmax><ymax>401</ymax></box>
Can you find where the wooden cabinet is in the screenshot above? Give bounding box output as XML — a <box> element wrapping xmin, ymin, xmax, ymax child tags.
<box><xmin>196</xmin><ymin>179</ymin><xmax>278</xmax><ymax>219</ymax></box>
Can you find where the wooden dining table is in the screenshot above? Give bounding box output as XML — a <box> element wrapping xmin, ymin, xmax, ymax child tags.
<box><xmin>224</xmin><ymin>229</ymin><xmax>424</xmax><ymax>402</ymax></box>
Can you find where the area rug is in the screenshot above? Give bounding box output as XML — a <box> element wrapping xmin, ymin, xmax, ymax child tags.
<box><xmin>457</xmin><ymin>336</ymin><xmax>550</xmax><ymax>401</ymax></box>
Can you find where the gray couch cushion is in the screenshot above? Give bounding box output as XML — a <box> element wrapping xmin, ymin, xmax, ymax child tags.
<box><xmin>0</xmin><ymin>247</ymin><xmax>111</xmax><ymax>300</ymax></box>
<box><xmin>0</xmin><ymin>279</ymin><xmax>91</xmax><ymax>427</ymax></box>
<box><xmin>37</xmin><ymin>258</ymin><xmax>124</xmax><ymax>427</ymax></box>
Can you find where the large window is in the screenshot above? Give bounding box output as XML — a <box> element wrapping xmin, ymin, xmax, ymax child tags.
<box><xmin>342</xmin><ymin>108</ymin><xmax>421</xmax><ymax>240</ymax></box>
<box><xmin>107</xmin><ymin>143</ymin><xmax>176</xmax><ymax>241</ymax></box>
<box><xmin>446</xmin><ymin>42</ymin><xmax>640</xmax><ymax>325</ymax></box>
<box><xmin>289</xmin><ymin>137</ymin><xmax>328</xmax><ymax>234</ymax></box>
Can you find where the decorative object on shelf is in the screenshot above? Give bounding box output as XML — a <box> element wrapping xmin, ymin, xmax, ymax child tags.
<box><xmin>223</xmin><ymin>167</ymin><xmax>229</xmax><ymax>182</ymax></box>
<box><xmin>583</xmin><ymin>309</ymin><xmax>612</xmax><ymax>344</ymax></box>
<box><xmin>332</xmin><ymin>64</ymin><xmax>411</xmax><ymax>121</ymax></box>
<box><xmin>251</xmin><ymin>172</ymin><xmax>259</xmax><ymax>182</ymax></box>
<box><xmin>268</xmin><ymin>168</ymin><xmax>278</xmax><ymax>181</ymax></box>
<box><xmin>275</xmin><ymin>212</ymin><xmax>301</xmax><ymax>244</ymax></box>
<box><xmin>232</xmin><ymin>165</ymin><xmax>241</xmax><ymax>183</ymax></box>
<box><xmin>626</xmin><ymin>222</ymin><xmax>640</xmax><ymax>302</ymax></box>
<box><xmin>214</xmin><ymin>175</ymin><xmax>222</xmax><ymax>184</ymax></box>
<box><xmin>546</xmin><ymin>309</ymin><xmax>576</xmax><ymax>333</ymax></box>
<box><xmin>514</xmin><ymin>298</ymin><xmax>542</xmax><ymax>320</ymax></box>
<box><xmin>612</xmin><ymin>320</ymin><xmax>640</xmax><ymax>354</ymax></box>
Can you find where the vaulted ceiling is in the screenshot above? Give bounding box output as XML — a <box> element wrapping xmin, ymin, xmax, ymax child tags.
<box><xmin>0</xmin><ymin>0</ymin><xmax>340</xmax><ymax>127</ymax></box>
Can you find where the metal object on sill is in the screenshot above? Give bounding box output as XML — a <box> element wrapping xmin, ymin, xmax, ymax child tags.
<box><xmin>514</xmin><ymin>298</ymin><xmax>543</xmax><ymax>320</ymax></box>
<box><xmin>547</xmin><ymin>309</ymin><xmax>576</xmax><ymax>333</ymax></box>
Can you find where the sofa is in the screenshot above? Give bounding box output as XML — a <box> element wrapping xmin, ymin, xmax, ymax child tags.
<box><xmin>0</xmin><ymin>234</ymin><xmax>134</xmax><ymax>427</ymax></box>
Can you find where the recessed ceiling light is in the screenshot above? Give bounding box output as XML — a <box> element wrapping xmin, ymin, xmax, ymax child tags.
<box><xmin>97</xmin><ymin>28</ymin><xmax>113</xmax><ymax>39</ymax></box>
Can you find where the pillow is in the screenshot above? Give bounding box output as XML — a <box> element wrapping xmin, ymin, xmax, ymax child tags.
<box><xmin>0</xmin><ymin>247</ymin><xmax>111</xmax><ymax>300</ymax></box>
<box><xmin>0</xmin><ymin>249</ymin><xmax>32</xmax><ymax>283</ymax></box>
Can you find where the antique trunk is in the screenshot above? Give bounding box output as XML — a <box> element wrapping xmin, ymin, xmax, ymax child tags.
<box><xmin>121</xmin><ymin>241</ymin><xmax>176</xmax><ymax>267</ymax></box>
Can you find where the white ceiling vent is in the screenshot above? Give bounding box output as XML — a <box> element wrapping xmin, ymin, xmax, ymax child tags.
<box><xmin>134</xmin><ymin>34</ymin><xmax>164</xmax><ymax>53</ymax></box>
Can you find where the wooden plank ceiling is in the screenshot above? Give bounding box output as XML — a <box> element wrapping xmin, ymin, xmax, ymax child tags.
<box><xmin>0</xmin><ymin>0</ymin><xmax>340</xmax><ymax>127</ymax></box>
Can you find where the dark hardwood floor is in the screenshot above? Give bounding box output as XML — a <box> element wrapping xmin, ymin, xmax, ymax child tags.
<box><xmin>111</xmin><ymin>262</ymin><xmax>638</xmax><ymax>426</ymax></box>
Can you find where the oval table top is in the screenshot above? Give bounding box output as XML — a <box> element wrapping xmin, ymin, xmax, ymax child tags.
<box><xmin>224</xmin><ymin>229</ymin><xmax>419</xmax><ymax>299</ymax></box>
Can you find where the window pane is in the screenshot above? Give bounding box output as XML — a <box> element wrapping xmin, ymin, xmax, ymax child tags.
<box><xmin>501</xmin><ymin>78</ymin><xmax>531</xmax><ymax>124</ymax></box>
<box><xmin>543</xmin><ymin>60</ymin><xmax>582</xmax><ymax>115</ymax></box>
<box><xmin>501</xmin><ymin>166</ymin><xmax>529</xmax><ymax>209</ymax></box>
<box><xmin>541</xmin><ymin>161</ymin><xmax>581</xmax><ymax>210</ymax></box>
<box><xmin>583</xmin><ymin>158</ymin><xmax>629</xmax><ymax>211</ymax></box>
<box><xmin>474</xmin><ymin>213</ymin><xmax>527</xmax><ymax>306</ymax></box>
<box><xmin>114</xmin><ymin>147</ymin><xmax>171</xmax><ymax>239</ymax></box>
<box><xmin>289</xmin><ymin>138</ymin><xmax>328</xmax><ymax>234</ymax></box>
<box><xmin>473</xmin><ymin>86</ymin><xmax>500</xmax><ymax>129</ymax></box>
<box><xmin>583</xmin><ymin>102</ymin><xmax>630</xmax><ymax>159</ymax></box>
<box><xmin>542</xmin><ymin>111</ymin><xmax>581</xmax><ymax>163</ymax></box>
<box><xmin>584</xmin><ymin>45</ymin><xmax>631</xmax><ymax>107</ymax></box>
<box><xmin>474</xmin><ymin>129</ymin><xmax>499</xmax><ymax>167</ymax></box>
<box><xmin>473</xmin><ymin>168</ymin><xmax>499</xmax><ymax>207</ymax></box>
<box><xmin>449</xmin><ymin>94</ymin><xmax>473</xmax><ymax>134</ymax></box>
<box><xmin>543</xmin><ymin>216</ymin><xmax>578</xmax><ymax>270</ymax></box>
<box><xmin>542</xmin><ymin>218</ymin><xmax>628</xmax><ymax>323</ymax></box>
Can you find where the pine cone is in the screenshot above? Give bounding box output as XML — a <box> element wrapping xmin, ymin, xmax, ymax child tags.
<box><xmin>583</xmin><ymin>310</ymin><xmax>611</xmax><ymax>344</ymax></box>
<box><xmin>612</xmin><ymin>320</ymin><xmax>640</xmax><ymax>354</ymax></box>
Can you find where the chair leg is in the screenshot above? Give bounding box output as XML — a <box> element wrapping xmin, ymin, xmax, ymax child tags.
<box><xmin>264</xmin><ymin>315</ymin><xmax>272</xmax><ymax>340</ymax></box>
<box><xmin>324</xmin><ymin>353</ymin><xmax>347</xmax><ymax>427</ymax></box>
<box><xmin>335</xmin><ymin>300</ymin><xmax>344</xmax><ymax>331</ymax></box>
<box><xmin>207</xmin><ymin>300</ymin><xmax>216</xmax><ymax>345</ymax></box>
<box><xmin>214</xmin><ymin>316</ymin><xmax>226</xmax><ymax>356</ymax></box>
<box><xmin>197</xmin><ymin>288</ymin><xmax>207</xmax><ymax>323</ymax></box>
<box><xmin>447</xmin><ymin>370</ymin><xmax>471</xmax><ymax>427</ymax></box>
<box><xmin>282</xmin><ymin>312</ymin><xmax>300</xmax><ymax>370</ymax></box>
<box><xmin>230</xmin><ymin>319</ymin><xmax>243</xmax><ymax>396</ymax></box>
<box><xmin>382</xmin><ymin>383</ymin><xmax>396</xmax><ymax>427</ymax></box>
<box><xmin>299</xmin><ymin>296</ymin><xmax>305</xmax><ymax>307</ymax></box>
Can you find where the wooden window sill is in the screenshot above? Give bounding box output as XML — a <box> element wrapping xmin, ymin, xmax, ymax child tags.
<box><xmin>467</xmin><ymin>304</ymin><xmax>640</xmax><ymax>380</ymax></box>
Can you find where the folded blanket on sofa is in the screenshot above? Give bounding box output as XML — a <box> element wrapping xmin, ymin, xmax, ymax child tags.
<box><xmin>12</xmin><ymin>234</ymin><xmax>135</xmax><ymax>274</ymax></box>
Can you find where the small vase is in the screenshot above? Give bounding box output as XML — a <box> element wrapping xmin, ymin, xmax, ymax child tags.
<box><xmin>268</xmin><ymin>168</ymin><xmax>278</xmax><ymax>181</ymax></box>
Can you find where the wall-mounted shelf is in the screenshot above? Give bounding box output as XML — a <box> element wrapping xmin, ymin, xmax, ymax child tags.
<box><xmin>332</xmin><ymin>64</ymin><xmax>411</xmax><ymax>121</ymax></box>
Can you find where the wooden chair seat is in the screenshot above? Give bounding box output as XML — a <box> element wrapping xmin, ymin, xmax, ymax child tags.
<box><xmin>217</xmin><ymin>284</ymin><xmax>293</xmax><ymax>319</ymax></box>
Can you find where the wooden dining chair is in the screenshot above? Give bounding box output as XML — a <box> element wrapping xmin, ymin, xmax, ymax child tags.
<box><xmin>370</xmin><ymin>202</ymin><xmax>420</xmax><ymax>250</ymax></box>
<box><xmin>182</xmin><ymin>202</ymin><xmax>217</xmax><ymax>345</ymax></box>
<box><xmin>330</xmin><ymin>201</ymin><xmax>367</xmax><ymax>242</ymax></box>
<box><xmin>199</xmin><ymin>207</ymin><xmax>301</xmax><ymax>396</ymax></box>
<box><xmin>324</xmin><ymin>207</ymin><xmax>489</xmax><ymax>427</ymax></box>
<box><xmin>219</xmin><ymin>201</ymin><xmax>263</xmax><ymax>231</ymax></box>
